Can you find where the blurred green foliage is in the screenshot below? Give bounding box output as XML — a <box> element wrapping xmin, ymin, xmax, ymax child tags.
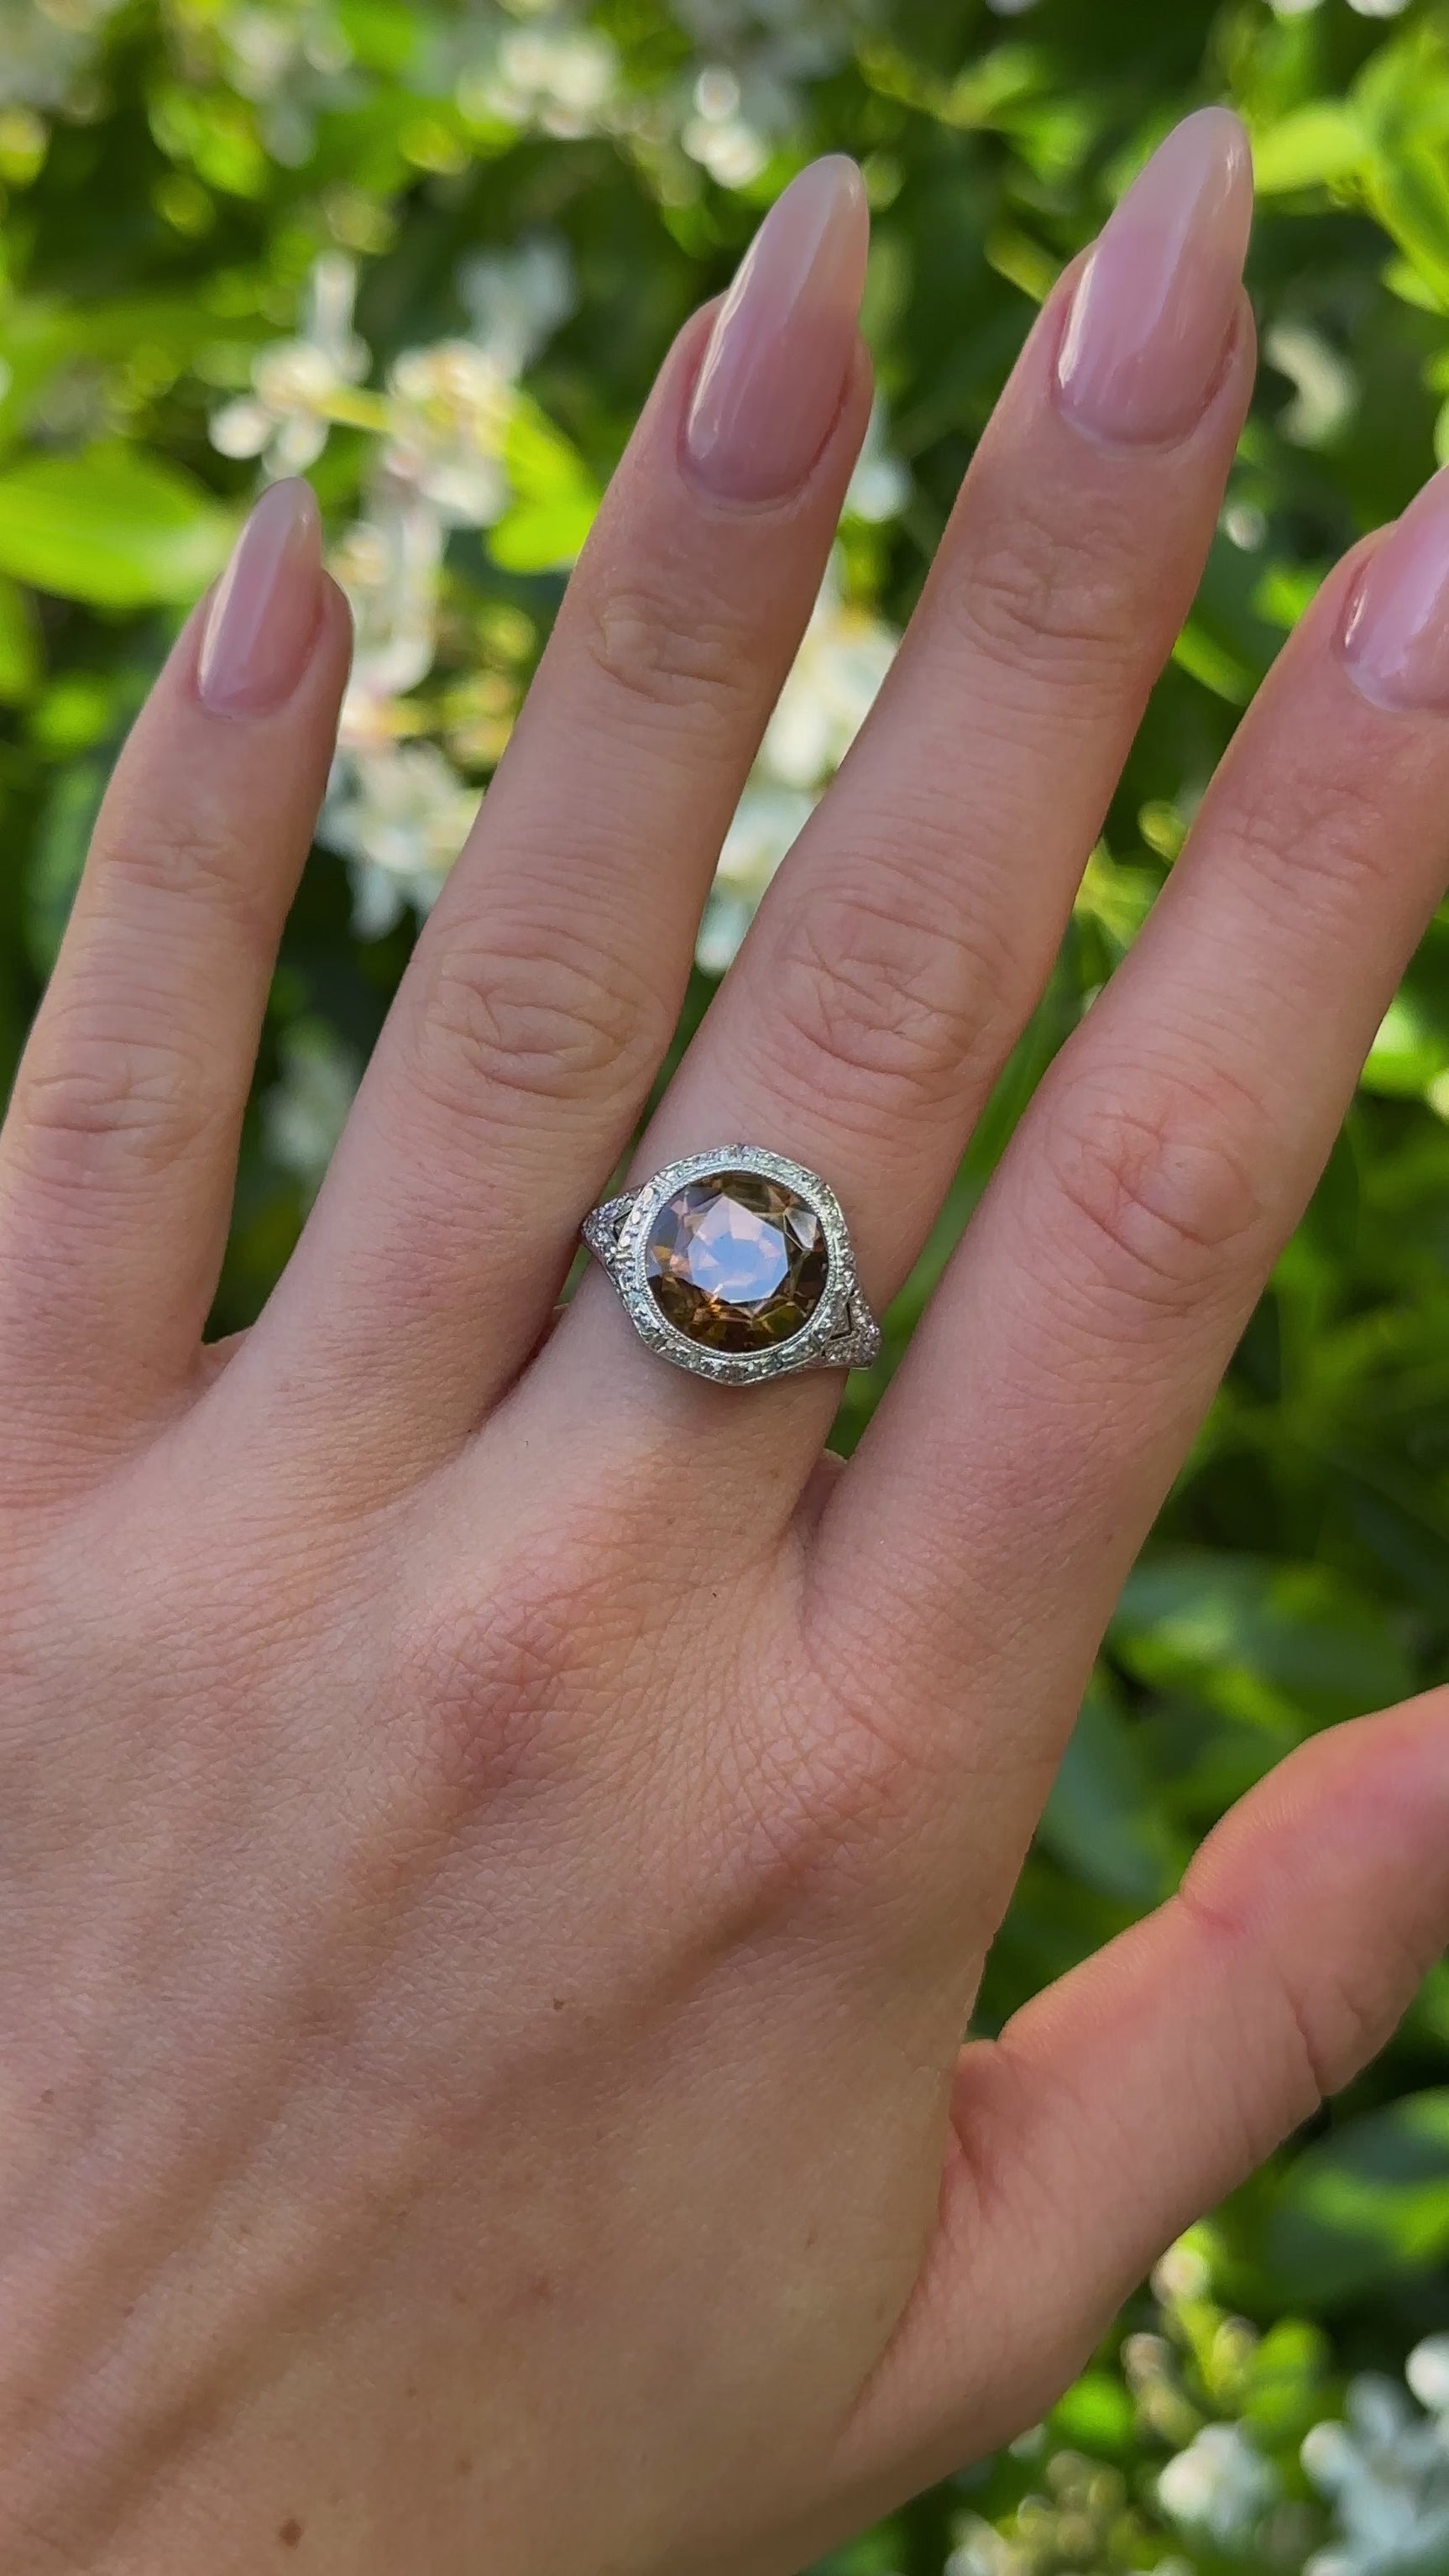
<box><xmin>6</xmin><ymin>0</ymin><xmax>1449</xmax><ymax>2566</ymax></box>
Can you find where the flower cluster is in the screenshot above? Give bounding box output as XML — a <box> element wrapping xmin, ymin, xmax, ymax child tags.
<box><xmin>210</xmin><ymin>236</ymin><xmax>578</xmax><ymax>943</ymax></box>
<box><xmin>942</xmin><ymin>2232</ymin><xmax>1449</xmax><ymax>2576</ymax></box>
<box><xmin>452</xmin><ymin>0</ymin><xmax>867</xmax><ymax>191</ymax></box>
<box><xmin>0</xmin><ymin>0</ymin><xmax>123</xmax><ymax>116</ymax></box>
<box><xmin>1301</xmin><ymin>2340</ymin><xmax>1449</xmax><ymax>2575</ymax></box>
<box><xmin>216</xmin><ymin>228</ymin><xmax>904</xmax><ymax>976</ymax></box>
<box><xmin>699</xmin><ymin>519</ymin><xmax>901</xmax><ymax>972</ymax></box>
<box><xmin>0</xmin><ymin>0</ymin><xmax>874</xmax><ymax>231</ymax></box>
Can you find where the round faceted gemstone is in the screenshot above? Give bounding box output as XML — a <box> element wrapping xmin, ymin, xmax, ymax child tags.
<box><xmin>644</xmin><ymin>1170</ymin><xmax>829</xmax><ymax>1353</ymax></box>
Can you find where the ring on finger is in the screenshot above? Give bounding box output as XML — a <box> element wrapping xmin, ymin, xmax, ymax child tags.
<box><xmin>583</xmin><ymin>1146</ymin><xmax>881</xmax><ymax>1386</ymax></box>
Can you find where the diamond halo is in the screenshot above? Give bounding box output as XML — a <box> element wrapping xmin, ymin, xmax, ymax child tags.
<box><xmin>582</xmin><ymin>1145</ymin><xmax>881</xmax><ymax>1386</ymax></box>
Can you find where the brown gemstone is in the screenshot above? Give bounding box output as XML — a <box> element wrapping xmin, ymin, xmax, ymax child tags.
<box><xmin>645</xmin><ymin>1171</ymin><xmax>829</xmax><ymax>1353</ymax></box>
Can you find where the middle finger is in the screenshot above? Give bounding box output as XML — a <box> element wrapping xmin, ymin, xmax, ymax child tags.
<box><xmin>542</xmin><ymin>112</ymin><xmax>1256</xmax><ymax>1490</ymax></box>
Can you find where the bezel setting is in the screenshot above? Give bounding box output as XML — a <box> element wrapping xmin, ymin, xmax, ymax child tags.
<box><xmin>582</xmin><ymin>1145</ymin><xmax>881</xmax><ymax>1386</ymax></box>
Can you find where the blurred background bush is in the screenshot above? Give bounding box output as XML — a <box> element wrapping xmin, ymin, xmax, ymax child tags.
<box><xmin>4</xmin><ymin>0</ymin><xmax>1449</xmax><ymax>2565</ymax></box>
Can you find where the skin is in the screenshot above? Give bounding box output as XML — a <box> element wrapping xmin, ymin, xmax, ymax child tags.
<box><xmin>3</xmin><ymin>131</ymin><xmax>1449</xmax><ymax>2576</ymax></box>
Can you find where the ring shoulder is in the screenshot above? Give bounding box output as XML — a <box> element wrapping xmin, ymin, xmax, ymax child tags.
<box><xmin>811</xmin><ymin>1287</ymin><xmax>881</xmax><ymax>1374</ymax></box>
<box><xmin>582</xmin><ymin>1191</ymin><xmax>636</xmax><ymax>1271</ymax></box>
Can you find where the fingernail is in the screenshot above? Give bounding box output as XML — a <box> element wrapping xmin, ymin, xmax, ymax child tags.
<box><xmin>198</xmin><ymin>479</ymin><xmax>323</xmax><ymax>715</ymax></box>
<box><xmin>1342</xmin><ymin>469</ymin><xmax>1449</xmax><ymax>711</ymax></box>
<box><xmin>685</xmin><ymin>155</ymin><xmax>869</xmax><ymax>503</ymax></box>
<box><xmin>1056</xmin><ymin>107</ymin><xmax>1253</xmax><ymax>446</ymax></box>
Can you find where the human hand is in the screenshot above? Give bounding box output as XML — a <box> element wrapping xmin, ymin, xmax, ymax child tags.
<box><xmin>3</xmin><ymin>108</ymin><xmax>1449</xmax><ymax>2575</ymax></box>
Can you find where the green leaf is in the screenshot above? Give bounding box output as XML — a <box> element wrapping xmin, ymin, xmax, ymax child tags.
<box><xmin>1367</xmin><ymin>141</ymin><xmax>1449</xmax><ymax>312</ymax></box>
<box><xmin>1363</xmin><ymin>989</ymin><xmax>1449</xmax><ymax>1098</ymax></box>
<box><xmin>25</xmin><ymin>757</ymin><xmax>108</xmax><ymax>975</ymax></box>
<box><xmin>488</xmin><ymin>396</ymin><xmax>599</xmax><ymax>574</ymax></box>
<box><xmin>1260</xmin><ymin>2092</ymin><xmax>1449</xmax><ymax>2306</ymax></box>
<box><xmin>1383</xmin><ymin>251</ymin><xmax>1449</xmax><ymax>312</ymax></box>
<box><xmin>1038</xmin><ymin>1680</ymin><xmax>1184</xmax><ymax>1905</ymax></box>
<box><xmin>0</xmin><ymin>447</ymin><xmax>233</xmax><ymax>609</ymax></box>
<box><xmin>0</xmin><ymin>572</ymin><xmax>39</xmax><ymax>701</ymax></box>
<box><xmin>149</xmin><ymin>85</ymin><xmax>270</xmax><ymax>197</ymax></box>
<box><xmin>1112</xmin><ymin>1552</ymin><xmax>1413</xmax><ymax>1725</ymax></box>
<box><xmin>1251</xmin><ymin>102</ymin><xmax>1366</xmax><ymax>197</ymax></box>
<box><xmin>1171</xmin><ymin>618</ymin><xmax>1254</xmax><ymax>704</ymax></box>
<box><xmin>1048</xmin><ymin>2369</ymin><xmax>1136</xmax><ymax>2458</ymax></box>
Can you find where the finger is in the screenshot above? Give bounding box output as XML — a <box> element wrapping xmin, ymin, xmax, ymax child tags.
<box><xmin>825</xmin><ymin>466</ymin><xmax>1449</xmax><ymax>1825</ymax></box>
<box><xmin>837</xmin><ymin>1693</ymin><xmax>1449</xmax><ymax>2495</ymax></box>
<box><xmin>539</xmin><ymin>111</ymin><xmax>1254</xmax><ymax>1486</ymax></box>
<box><xmin>238</xmin><ymin>160</ymin><xmax>873</xmax><ymax>1472</ymax></box>
<box><xmin>0</xmin><ymin>482</ymin><xmax>350</xmax><ymax>1468</ymax></box>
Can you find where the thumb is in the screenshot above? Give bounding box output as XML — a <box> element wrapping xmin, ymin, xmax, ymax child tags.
<box><xmin>840</xmin><ymin>1691</ymin><xmax>1449</xmax><ymax>2499</ymax></box>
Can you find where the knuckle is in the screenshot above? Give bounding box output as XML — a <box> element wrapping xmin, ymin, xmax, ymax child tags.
<box><xmin>723</xmin><ymin>1602</ymin><xmax>946</xmax><ymax>1901</ymax></box>
<box><xmin>578</xmin><ymin>570</ymin><xmax>759</xmax><ymax>723</ymax></box>
<box><xmin>1176</xmin><ymin>1872</ymin><xmax>1428</xmax><ymax>2155</ymax></box>
<box><xmin>754</xmin><ymin>882</ymin><xmax>1002</xmax><ymax>1123</ymax></box>
<box><xmin>1214</xmin><ymin>767</ymin><xmax>1398</xmax><ymax>929</ymax></box>
<box><xmin>949</xmin><ymin>492</ymin><xmax>1142</xmax><ymax>699</ymax></box>
<box><xmin>1270</xmin><ymin>1932</ymin><xmax>1431</xmax><ymax>2113</ymax></box>
<box><xmin>96</xmin><ymin>800</ymin><xmax>277</xmax><ymax>959</ymax></box>
<box><xmin>401</xmin><ymin>1568</ymin><xmax>576</xmax><ymax>1809</ymax></box>
<box><xmin>405</xmin><ymin>916</ymin><xmax>670</xmax><ymax>1128</ymax></box>
<box><xmin>1035</xmin><ymin>1065</ymin><xmax>1266</xmax><ymax>1320</ymax></box>
<box><xmin>398</xmin><ymin>1506</ymin><xmax>653</xmax><ymax>1812</ymax></box>
<box><xmin>14</xmin><ymin>1005</ymin><xmax>224</xmax><ymax>1181</ymax></box>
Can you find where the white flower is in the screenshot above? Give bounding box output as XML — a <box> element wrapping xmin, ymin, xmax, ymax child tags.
<box><xmin>333</xmin><ymin>497</ymin><xmax>444</xmax><ymax>723</ymax></box>
<box><xmin>1304</xmin><ymin>2363</ymin><xmax>1449</xmax><ymax>2573</ymax></box>
<box><xmin>458</xmin><ymin>234</ymin><xmax>577</xmax><ymax>379</ymax></box>
<box><xmin>222</xmin><ymin>6</ymin><xmax>304</xmax><ymax>100</ymax></box>
<box><xmin>715</xmin><ymin>783</ymin><xmax>816</xmax><ymax>897</ymax></box>
<box><xmin>459</xmin><ymin>25</ymin><xmax>617</xmax><ymax>139</ymax></box>
<box><xmin>288</xmin><ymin>232</ymin><xmax>579</xmax><ymax>933</ymax></box>
<box><xmin>696</xmin><ymin>558</ymin><xmax>898</xmax><ymax>969</ymax></box>
<box><xmin>381</xmin><ymin>343</ymin><xmax>514</xmax><ymax>524</ymax></box>
<box><xmin>1158</xmin><ymin>2422</ymin><xmax>1277</xmax><ymax>2547</ymax></box>
<box><xmin>0</xmin><ymin>0</ymin><xmax>123</xmax><ymax>111</ymax></box>
<box><xmin>211</xmin><ymin>251</ymin><xmax>368</xmax><ymax>475</ymax></box>
<box><xmin>320</xmin><ymin>741</ymin><xmax>479</xmax><ymax>935</ymax></box>
<box><xmin>219</xmin><ymin>3</ymin><xmax>353</xmax><ymax>100</ymax></box>
<box><xmin>264</xmin><ymin>1020</ymin><xmax>361</xmax><ymax>1193</ymax></box>
<box><xmin>666</xmin><ymin>0</ymin><xmax>855</xmax><ymax>176</ymax></box>
<box><xmin>760</xmin><ymin>565</ymin><xmax>897</xmax><ymax>789</ymax></box>
<box><xmin>1406</xmin><ymin>2336</ymin><xmax>1449</xmax><ymax>2416</ymax></box>
<box><xmin>944</xmin><ymin>2519</ymin><xmax>1016</xmax><ymax>2574</ymax></box>
<box><xmin>682</xmin><ymin>71</ymin><xmax>769</xmax><ymax>184</ymax></box>
<box><xmin>846</xmin><ymin>400</ymin><xmax>911</xmax><ymax>525</ymax></box>
<box><xmin>698</xmin><ymin>784</ymin><xmax>815</xmax><ymax>971</ymax></box>
<box><xmin>1263</xmin><ymin>320</ymin><xmax>1357</xmax><ymax>449</ymax></box>
<box><xmin>682</xmin><ymin>109</ymin><xmax>769</xmax><ymax>186</ymax></box>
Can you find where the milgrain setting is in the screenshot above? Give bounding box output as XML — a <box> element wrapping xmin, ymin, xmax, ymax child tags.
<box><xmin>582</xmin><ymin>1145</ymin><xmax>882</xmax><ymax>1387</ymax></box>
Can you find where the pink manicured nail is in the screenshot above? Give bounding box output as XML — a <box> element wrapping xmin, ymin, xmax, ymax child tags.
<box><xmin>1056</xmin><ymin>107</ymin><xmax>1253</xmax><ymax>446</ymax></box>
<box><xmin>1342</xmin><ymin>469</ymin><xmax>1449</xmax><ymax>711</ymax></box>
<box><xmin>198</xmin><ymin>479</ymin><xmax>323</xmax><ymax>715</ymax></box>
<box><xmin>685</xmin><ymin>155</ymin><xmax>869</xmax><ymax>503</ymax></box>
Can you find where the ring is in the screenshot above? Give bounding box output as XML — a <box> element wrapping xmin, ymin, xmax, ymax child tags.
<box><xmin>582</xmin><ymin>1146</ymin><xmax>881</xmax><ymax>1386</ymax></box>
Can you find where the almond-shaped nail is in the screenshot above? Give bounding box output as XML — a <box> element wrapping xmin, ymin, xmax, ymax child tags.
<box><xmin>198</xmin><ymin>478</ymin><xmax>323</xmax><ymax>715</ymax></box>
<box><xmin>1342</xmin><ymin>469</ymin><xmax>1449</xmax><ymax>712</ymax></box>
<box><xmin>1057</xmin><ymin>107</ymin><xmax>1253</xmax><ymax>446</ymax></box>
<box><xmin>685</xmin><ymin>155</ymin><xmax>869</xmax><ymax>504</ymax></box>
